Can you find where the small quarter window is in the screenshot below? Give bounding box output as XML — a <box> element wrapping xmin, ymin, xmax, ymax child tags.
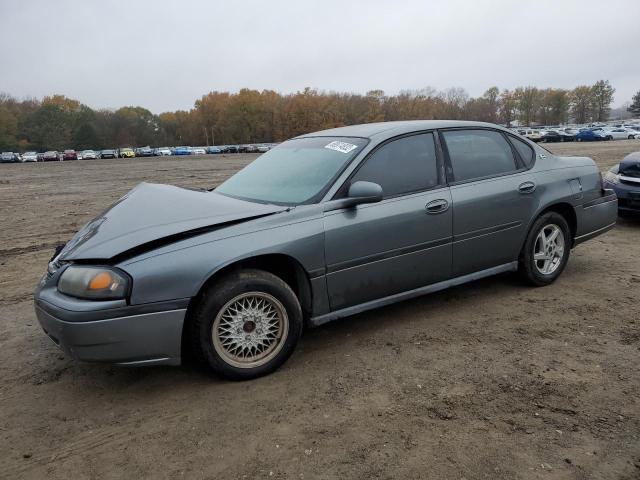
<box><xmin>509</xmin><ymin>135</ymin><xmax>535</xmax><ymax>167</ymax></box>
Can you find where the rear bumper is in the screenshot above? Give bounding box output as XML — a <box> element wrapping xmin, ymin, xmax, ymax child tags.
<box><xmin>574</xmin><ymin>192</ymin><xmax>617</xmax><ymax>246</ymax></box>
<box><xmin>35</xmin><ymin>302</ymin><xmax>185</xmax><ymax>366</ymax></box>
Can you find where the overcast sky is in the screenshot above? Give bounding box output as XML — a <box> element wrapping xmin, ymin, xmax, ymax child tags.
<box><xmin>1</xmin><ymin>0</ymin><xmax>638</xmax><ymax>113</ymax></box>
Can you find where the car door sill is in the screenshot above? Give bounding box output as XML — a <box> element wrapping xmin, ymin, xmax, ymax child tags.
<box><xmin>309</xmin><ymin>261</ymin><xmax>518</xmax><ymax>327</ymax></box>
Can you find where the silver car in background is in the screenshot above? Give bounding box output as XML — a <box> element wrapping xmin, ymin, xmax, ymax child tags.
<box><xmin>22</xmin><ymin>151</ymin><xmax>38</xmax><ymax>162</ymax></box>
<box><xmin>81</xmin><ymin>150</ymin><xmax>98</xmax><ymax>160</ymax></box>
<box><xmin>34</xmin><ymin>121</ymin><xmax>617</xmax><ymax>380</ymax></box>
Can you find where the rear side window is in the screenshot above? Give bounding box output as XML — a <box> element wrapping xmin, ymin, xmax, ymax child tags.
<box><xmin>509</xmin><ymin>135</ymin><xmax>535</xmax><ymax>167</ymax></box>
<box><xmin>350</xmin><ymin>133</ymin><xmax>438</xmax><ymax>198</ymax></box>
<box><xmin>442</xmin><ymin>130</ymin><xmax>518</xmax><ymax>182</ymax></box>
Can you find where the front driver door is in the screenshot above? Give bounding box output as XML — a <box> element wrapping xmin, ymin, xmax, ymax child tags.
<box><xmin>323</xmin><ymin>132</ymin><xmax>453</xmax><ymax>311</ymax></box>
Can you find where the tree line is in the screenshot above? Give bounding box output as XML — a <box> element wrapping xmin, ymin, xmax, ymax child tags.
<box><xmin>0</xmin><ymin>80</ymin><xmax>632</xmax><ymax>152</ymax></box>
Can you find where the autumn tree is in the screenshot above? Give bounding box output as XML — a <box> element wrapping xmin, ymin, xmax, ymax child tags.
<box><xmin>590</xmin><ymin>80</ymin><xmax>615</xmax><ymax>122</ymax></box>
<box><xmin>571</xmin><ymin>86</ymin><xmax>594</xmax><ymax>124</ymax></box>
<box><xmin>627</xmin><ymin>90</ymin><xmax>640</xmax><ymax>117</ymax></box>
<box><xmin>498</xmin><ymin>89</ymin><xmax>517</xmax><ymax>126</ymax></box>
<box><xmin>0</xmin><ymin>103</ymin><xmax>19</xmax><ymax>150</ymax></box>
<box><xmin>515</xmin><ymin>87</ymin><xmax>541</xmax><ymax>126</ymax></box>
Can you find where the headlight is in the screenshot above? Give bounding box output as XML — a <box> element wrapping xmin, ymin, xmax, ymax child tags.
<box><xmin>604</xmin><ymin>171</ymin><xmax>620</xmax><ymax>185</ymax></box>
<box><xmin>58</xmin><ymin>266</ymin><xmax>130</xmax><ymax>300</ymax></box>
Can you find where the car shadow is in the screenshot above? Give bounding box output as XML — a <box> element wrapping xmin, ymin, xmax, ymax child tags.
<box><xmin>618</xmin><ymin>212</ymin><xmax>640</xmax><ymax>226</ymax></box>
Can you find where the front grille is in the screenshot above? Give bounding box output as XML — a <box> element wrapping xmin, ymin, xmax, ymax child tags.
<box><xmin>620</xmin><ymin>178</ymin><xmax>640</xmax><ymax>187</ymax></box>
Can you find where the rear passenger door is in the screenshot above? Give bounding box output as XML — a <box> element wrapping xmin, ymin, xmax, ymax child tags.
<box><xmin>440</xmin><ymin>129</ymin><xmax>539</xmax><ymax>277</ymax></box>
<box><xmin>323</xmin><ymin>132</ymin><xmax>452</xmax><ymax>311</ymax></box>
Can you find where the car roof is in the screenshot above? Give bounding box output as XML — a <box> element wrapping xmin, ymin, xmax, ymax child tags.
<box><xmin>296</xmin><ymin>120</ymin><xmax>512</xmax><ymax>140</ymax></box>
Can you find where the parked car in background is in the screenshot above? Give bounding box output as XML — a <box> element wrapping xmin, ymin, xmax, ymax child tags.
<box><xmin>135</xmin><ymin>146</ymin><xmax>154</xmax><ymax>157</ymax></box>
<box><xmin>226</xmin><ymin>145</ymin><xmax>239</xmax><ymax>153</ymax></box>
<box><xmin>34</xmin><ymin>120</ymin><xmax>617</xmax><ymax>379</ymax></box>
<box><xmin>81</xmin><ymin>150</ymin><xmax>98</xmax><ymax>160</ymax></box>
<box><xmin>100</xmin><ymin>149</ymin><xmax>117</xmax><ymax>159</ymax></box>
<box><xmin>119</xmin><ymin>148</ymin><xmax>135</xmax><ymax>158</ymax></box>
<box><xmin>63</xmin><ymin>150</ymin><xmax>78</xmax><ymax>160</ymax></box>
<box><xmin>521</xmin><ymin>129</ymin><xmax>542</xmax><ymax>142</ymax></box>
<box><xmin>174</xmin><ymin>146</ymin><xmax>192</xmax><ymax>155</ymax></box>
<box><xmin>1</xmin><ymin>152</ymin><xmax>20</xmax><ymax>163</ymax></box>
<box><xmin>256</xmin><ymin>145</ymin><xmax>270</xmax><ymax>153</ymax></box>
<box><xmin>22</xmin><ymin>151</ymin><xmax>38</xmax><ymax>162</ymax></box>
<box><xmin>540</xmin><ymin>130</ymin><xmax>565</xmax><ymax>143</ymax></box>
<box><xmin>154</xmin><ymin>147</ymin><xmax>172</xmax><ymax>156</ymax></box>
<box><xmin>603</xmin><ymin>151</ymin><xmax>640</xmax><ymax>214</ymax></box>
<box><xmin>206</xmin><ymin>146</ymin><xmax>222</xmax><ymax>154</ymax></box>
<box><xmin>575</xmin><ymin>130</ymin><xmax>605</xmax><ymax>142</ymax></box>
<box><xmin>43</xmin><ymin>151</ymin><xmax>60</xmax><ymax>161</ymax></box>
<box><xmin>245</xmin><ymin>144</ymin><xmax>258</xmax><ymax>153</ymax></box>
<box><xmin>191</xmin><ymin>147</ymin><xmax>207</xmax><ymax>155</ymax></box>
<box><xmin>603</xmin><ymin>128</ymin><xmax>639</xmax><ymax>141</ymax></box>
<box><xmin>36</xmin><ymin>153</ymin><xmax>45</xmax><ymax>161</ymax></box>
<box><xmin>557</xmin><ymin>128</ymin><xmax>577</xmax><ymax>141</ymax></box>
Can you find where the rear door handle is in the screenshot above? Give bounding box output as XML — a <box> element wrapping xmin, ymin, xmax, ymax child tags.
<box><xmin>425</xmin><ymin>199</ymin><xmax>449</xmax><ymax>214</ymax></box>
<box><xmin>518</xmin><ymin>181</ymin><xmax>536</xmax><ymax>194</ymax></box>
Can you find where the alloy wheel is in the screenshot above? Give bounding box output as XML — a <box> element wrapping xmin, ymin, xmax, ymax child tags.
<box><xmin>533</xmin><ymin>224</ymin><xmax>565</xmax><ymax>275</ymax></box>
<box><xmin>212</xmin><ymin>292</ymin><xmax>288</xmax><ymax>369</ymax></box>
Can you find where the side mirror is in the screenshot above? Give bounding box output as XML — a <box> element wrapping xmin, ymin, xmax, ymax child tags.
<box><xmin>324</xmin><ymin>181</ymin><xmax>383</xmax><ymax>211</ymax></box>
<box><xmin>346</xmin><ymin>181</ymin><xmax>383</xmax><ymax>206</ymax></box>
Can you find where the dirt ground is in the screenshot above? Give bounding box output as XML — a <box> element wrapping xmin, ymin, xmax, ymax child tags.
<box><xmin>1</xmin><ymin>140</ymin><xmax>639</xmax><ymax>480</ymax></box>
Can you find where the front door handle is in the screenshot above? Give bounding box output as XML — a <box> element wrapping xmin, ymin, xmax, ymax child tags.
<box><xmin>425</xmin><ymin>199</ymin><xmax>449</xmax><ymax>214</ymax></box>
<box><xmin>518</xmin><ymin>181</ymin><xmax>536</xmax><ymax>194</ymax></box>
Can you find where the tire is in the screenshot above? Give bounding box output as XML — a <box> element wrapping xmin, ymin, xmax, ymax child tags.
<box><xmin>628</xmin><ymin>135</ymin><xmax>634</xmax><ymax>140</ymax></box>
<box><xmin>188</xmin><ymin>269</ymin><xmax>303</xmax><ymax>380</ymax></box>
<box><xmin>519</xmin><ymin>212</ymin><xmax>571</xmax><ymax>287</ymax></box>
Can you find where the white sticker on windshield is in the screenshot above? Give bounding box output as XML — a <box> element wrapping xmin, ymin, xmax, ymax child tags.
<box><xmin>324</xmin><ymin>141</ymin><xmax>358</xmax><ymax>154</ymax></box>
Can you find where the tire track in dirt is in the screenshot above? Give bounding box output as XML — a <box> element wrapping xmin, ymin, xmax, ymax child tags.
<box><xmin>0</xmin><ymin>242</ymin><xmax>63</xmax><ymax>261</ymax></box>
<box><xmin>0</xmin><ymin>410</ymin><xmax>185</xmax><ymax>477</ymax></box>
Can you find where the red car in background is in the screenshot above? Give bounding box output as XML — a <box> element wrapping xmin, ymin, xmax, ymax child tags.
<box><xmin>63</xmin><ymin>149</ymin><xmax>78</xmax><ymax>160</ymax></box>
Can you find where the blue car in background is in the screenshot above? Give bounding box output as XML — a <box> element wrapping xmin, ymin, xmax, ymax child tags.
<box><xmin>603</xmin><ymin>152</ymin><xmax>640</xmax><ymax>215</ymax></box>
<box><xmin>575</xmin><ymin>129</ymin><xmax>605</xmax><ymax>142</ymax></box>
<box><xmin>174</xmin><ymin>146</ymin><xmax>192</xmax><ymax>155</ymax></box>
<box><xmin>206</xmin><ymin>146</ymin><xmax>222</xmax><ymax>154</ymax></box>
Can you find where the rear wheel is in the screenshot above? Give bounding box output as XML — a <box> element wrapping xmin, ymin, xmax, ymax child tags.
<box><xmin>519</xmin><ymin>212</ymin><xmax>571</xmax><ymax>286</ymax></box>
<box><xmin>189</xmin><ymin>269</ymin><xmax>303</xmax><ymax>380</ymax></box>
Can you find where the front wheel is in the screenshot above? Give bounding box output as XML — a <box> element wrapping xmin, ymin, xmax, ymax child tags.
<box><xmin>519</xmin><ymin>212</ymin><xmax>571</xmax><ymax>286</ymax></box>
<box><xmin>189</xmin><ymin>269</ymin><xmax>303</xmax><ymax>380</ymax></box>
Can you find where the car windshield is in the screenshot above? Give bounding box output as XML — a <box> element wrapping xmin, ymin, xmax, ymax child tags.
<box><xmin>216</xmin><ymin>136</ymin><xmax>367</xmax><ymax>205</ymax></box>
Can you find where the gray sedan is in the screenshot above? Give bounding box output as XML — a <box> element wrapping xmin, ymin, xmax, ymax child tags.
<box><xmin>34</xmin><ymin>121</ymin><xmax>617</xmax><ymax>379</ymax></box>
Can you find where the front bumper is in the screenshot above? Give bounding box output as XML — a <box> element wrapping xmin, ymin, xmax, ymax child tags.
<box><xmin>35</xmin><ymin>300</ymin><xmax>186</xmax><ymax>366</ymax></box>
<box><xmin>605</xmin><ymin>181</ymin><xmax>640</xmax><ymax>212</ymax></box>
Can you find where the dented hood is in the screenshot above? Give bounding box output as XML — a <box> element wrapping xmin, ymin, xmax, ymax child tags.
<box><xmin>59</xmin><ymin>182</ymin><xmax>287</xmax><ymax>261</ymax></box>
